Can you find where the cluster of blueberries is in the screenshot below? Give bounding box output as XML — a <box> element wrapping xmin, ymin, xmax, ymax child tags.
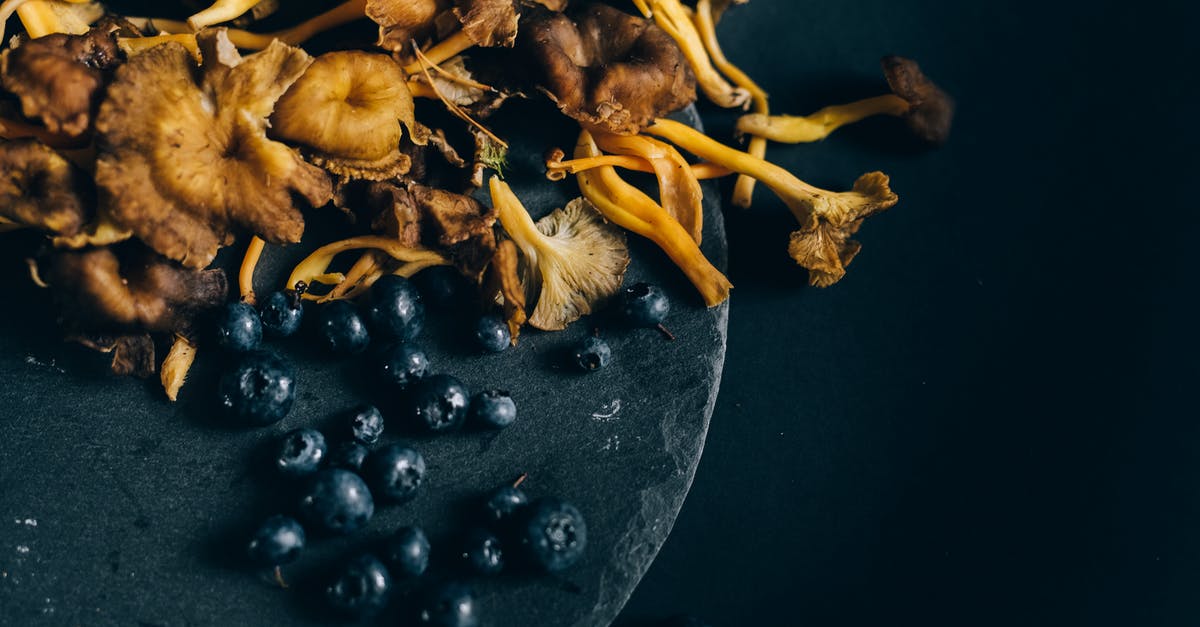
<box><xmin>203</xmin><ymin>269</ymin><xmax>673</xmax><ymax>625</ymax></box>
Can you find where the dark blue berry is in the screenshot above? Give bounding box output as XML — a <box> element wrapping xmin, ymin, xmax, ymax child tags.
<box><xmin>367</xmin><ymin>275</ymin><xmax>424</xmax><ymax>341</ymax></box>
<box><xmin>468</xmin><ymin>390</ymin><xmax>516</xmax><ymax>429</ymax></box>
<box><xmin>473</xmin><ymin>315</ymin><xmax>510</xmax><ymax>353</ymax></box>
<box><xmin>213</xmin><ymin>302</ymin><xmax>262</xmax><ymax>353</ymax></box>
<box><xmin>365</xmin><ymin>443</ymin><xmax>426</xmax><ymax>503</ymax></box>
<box><xmin>319</xmin><ymin>300</ymin><xmax>370</xmax><ymax>355</ymax></box>
<box><xmin>377</xmin><ymin>343</ymin><xmax>429</xmax><ymax>388</ymax></box>
<box><xmin>274</xmin><ymin>428</ymin><xmax>326</xmax><ymax>477</ymax></box>
<box><xmin>572</xmin><ymin>336</ymin><xmax>611</xmax><ymax>372</ymax></box>
<box><xmin>246</xmin><ymin>515</ymin><xmax>305</xmax><ymax>567</ymax></box>
<box><xmin>403</xmin><ymin>374</ymin><xmax>469</xmax><ymax>433</ymax></box>
<box><xmin>520</xmin><ymin>498</ymin><xmax>587</xmax><ymax>572</ymax></box>
<box><xmin>384</xmin><ymin>526</ymin><xmax>430</xmax><ymax>578</ymax></box>
<box><xmin>483</xmin><ymin>485</ymin><xmax>529</xmax><ymax>527</ymax></box>
<box><xmin>257</xmin><ymin>290</ymin><xmax>304</xmax><ymax>338</ymax></box>
<box><xmin>219</xmin><ymin>350</ymin><xmax>296</xmax><ymax>425</ymax></box>
<box><xmin>349</xmin><ymin>404</ymin><xmax>385</xmax><ymax>445</ymax></box>
<box><xmin>325</xmin><ymin>554</ymin><xmax>392</xmax><ymax>617</ymax></box>
<box><xmin>418</xmin><ymin>581</ymin><xmax>479</xmax><ymax>627</ymax></box>
<box><xmin>328</xmin><ymin>441</ymin><xmax>369</xmax><ymax>472</ymax></box>
<box><xmin>298</xmin><ymin>469</ymin><xmax>374</xmax><ymax>535</ymax></box>
<box><xmin>461</xmin><ymin>528</ymin><xmax>504</xmax><ymax>575</ymax></box>
<box><xmin>617</xmin><ymin>282</ymin><xmax>670</xmax><ymax>327</ymax></box>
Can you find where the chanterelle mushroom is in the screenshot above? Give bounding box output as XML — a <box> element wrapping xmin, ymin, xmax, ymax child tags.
<box><xmin>520</xmin><ymin>3</ymin><xmax>696</xmax><ymax>135</ymax></box>
<box><xmin>271</xmin><ymin>50</ymin><xmax>420</xmax><ymax>181</ymax></box>
<box><xmin>0</xmin><ymin>139</ymin><xmax>90</xmax><ymax>235</ymax></box>
<box><xmin>0</xmin><ymin>19</ymin><xmax>124</xmax><ymax>137</ymax></box>
<box><xmin>94</xmin><ymin>29</ymin><xmax>332</xmax><ymax>269</ymax></box>
<box><xmin>367</xmin><ymin>0</ymin><xmax>447</xmax><ymax>56</ymax></box>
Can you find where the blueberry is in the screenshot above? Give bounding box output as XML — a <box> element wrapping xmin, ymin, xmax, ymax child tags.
<box><xmin>219</xmin><ymin>350</ymin><xmax>296</xmax><ymax>425</ymax></box>
<box><xmin>461</xmin><ymin>528</ymin><xmax>504</xmax><ymax>576</ymax></box>
<box><xmin>473</xmin><ymin>315</ymin><xmax>510</xmax><ymax>353</ymax></box>
<box><xmin>467</xmin><ymin>390</ymin><xmax>516</xmax><ymax>429</ymax></box>
<box><xmin>328</xmin><ymin>441</ymin><xmax>369</xmax><ymax>472</ymax></box>
<box><xmin>482</xmin><ymin>485</ymin><xmax>529</xmax><ymax>527</ymax></box>
<box><xmin>257</xmin><ymin>290</ymin><xmax>304</xmax><ymax>338</ymax></box>
<box><xmin>403</xmin><ymin>374</ymin><xmax>470</xmax><ymax>433</ymax></box>
<box><xmin>377</xmin><ymin>343</ymin><xmax>429</xmax><ymax>388</ymax></box>
<box><xmin>213</xmin><ymin>302</ymin><xmax>262</xmax><ymax>353</ymax></box>
<box><xmin>384</xmin><ymin>526</ymin><xmax>430</xmax><ymax>578</ymax></box>
<box><xmin>298</xmin><ymin>469</ymin><xmax>374</xmax><ymax>535</ymax></box>
<box><xmin>367</xmin><ymin>275</ymin><xmax>424</xmax><ymax>341</ymax></box>
<box><xmin>418</xmin><ymin>581</ymin><xmax>479</xmax><ymax>627</ymax></box>
<box><xmin>325</xmin><ymin>554</ymin><xmax>392</xmax><ymax>617</ymax></box>
<box><xmin>617</xmin><ymin>282</ymin><xmax>670</xmax><ymax>327</ymax></box>
<box><xmin>319</xmin><ymin>300</ymin><xmax>370</xmax><ymax>355</ymax></box>
<box><xmin>349</xmin><ymin>404</ymin><xmax>385</xmax><ymax>445</ymax></box>
<box><xmin>274</xmin><ymin>428</ymin><xmax>326</xmax><ymax>476</ymax></box>
<box><xmin>365</xmin><ymin>443</ymin><xmax>426</xmax><ymax>503</ymax></box>
<box><xmin>571</xmin><ymin>336</ymin><xmax>612</xmax><ymax>372</ymax></box>
<box><xmin>246</xmin><ymin>515</ymin><xmax>305</xmax><ymax>567</ymax></box>
<box><xmin>520</xmin><ymin>498</ymin><xmax>587</xmax><ymax>572</ymax></box>
<box><xmin>413</xmin><ymin>266</ymin><xmax>471</xmax><ymax>310</ymax></box>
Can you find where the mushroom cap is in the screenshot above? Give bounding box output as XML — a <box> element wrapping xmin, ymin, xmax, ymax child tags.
<box><xmin>0</xmin><ymin>20</ymin><xmax>123</xmax><ymax>137</ymax></box>
<box><xmin>271</xmin><ymin>50</ymin><xmax>417</xmax><ymax>181</ymax></box>
<box><xmin>521</xmin><ymin>4</ymin><xmax>697</xmax><ymax>135</ymax></box>
<box><xmin>367</xmin><ymin>0</ymin><xmax>448</xmax><ymax>55</ymax></box>
<box><xmin>0</xmin><ymin>139</ymin><xmax>90</xmax><ymax>235</ymax></box>
<box><xmin>882</xmin><ymin>55</ymin><xmax>954</xmax><ymax>145</ymax></box>
<box><xmin>788</xmin><ymin>171</ymin><xmax>898</xmax><ymax>288</ymax></box>
<box><xmin>94</xmin><ymin>30</ymin><xmax>332</xmax><ymax>269</ymax></box>
<box><xmin>453</xmin><ymin>0</ymin><xmax>520</xmax><ymax>47</ymax></box>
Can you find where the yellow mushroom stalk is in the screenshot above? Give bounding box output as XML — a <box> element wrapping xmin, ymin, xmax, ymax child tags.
<box><xmin>238</xmin><ymin>236</ymin><xmax>266</xmax><ymax>305</ymax></box>
<box><xmin>643</xmin><ymin>0</ymin><xmax>749</xmax><ymax>109</ymax></box>
<box><xmin>187</xmin><ymin>0</ymin><xmax>265</xmax><ymax>31</ymax></box>
<box><xmin>400</xmin><ymin>30</ymin><xmax>473</xmax><ymax>75</ymax></box>
<box><xmin>544</xmin><ymin>148</ymin><xmax>731</xmax><ymax>181</ymax></box>
<box><xmin>693</xmin><ymin>0</ymin><xmax>768</xmax><ymax>207</ymax></box>
<box><xmin>131</xmin><ymin>0</ymin><xmax>366</xmax><ymax>50</ymax></box>
<box><xmin>592</xmin><ymin>131</ymin><xmax>704</xmax><ymax>245</ymax></box>
<box><xmin>287</xmin><ymin>235</ymin><xmax>447</xmax><ymax>300</ymax></box>
<box><xmin>737</xmin><ymin>94</ymin><xmax>910</xmax><ymax>144</ymax></box>
<box><xmin>160</xmin><ymin>335</ymin><xmax>197</xmax><ymax>402</ymax></box>
<box><xmin>119</xmin><ymin>34</ymin><xmax>203</xmax><ymax>61</ymax></box>
<box><xmin>8</xmin><ymin>0</ymin><xmax>98</xmax><ymax>39</ymax></box>
<box><xmin>574</xmin><ymin>130</ymin><xmax>731</xmax><ymax>307</ymax></box>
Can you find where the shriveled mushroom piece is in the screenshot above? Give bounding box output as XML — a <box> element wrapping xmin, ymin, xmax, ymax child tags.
<box><xmin>736</xmin><ymin>55</ymin><xmax>955</xmax><ymax>145</ymax></box>
<box><xmin>367</xmin><ymin>0</ymin><xmax>447</xmax><ymax>55</ymax></box>
<box><xmin>0</xmin><ymin>140</ymin><xmax>90</xmax><ymax>235</ymax></box>
<box><xmin>271</xmin><ymin>50</ymin><xmax>420</xmax><ymax>182</ymax></box>
<box><xmin>42</xmin><ymin>246</ymin><xmax>228</xmax><ymax>333</ymax></box>
<box><xmin>0</xmin><ymin>19</ymin><xmax>123</xmax><ymax>137</ymax></box>
<box><xmin>520</xmin><ymin>3</ymin><xmax>696</xmax><ymax>135</ymax></box>
<box><xmin>94</xmin><ymin>30</ymin><xmax>332</xmax><ymax>269</ymax></box>
<box><xmin>70</xmin><ymin>333</ymin><xmax>157</xmax><ymax>378</ymax></box>
<box><xmin>409</xmin><ymin>183</ymin><xmax>497</xmax><ymax>278</ymax></box>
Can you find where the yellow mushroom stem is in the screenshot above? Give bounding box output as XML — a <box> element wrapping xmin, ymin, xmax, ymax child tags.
<box><xmin>574</xmin><ymin>130</ymin><xmax>731</xmax><ymax>307</ymax></box>
<box><xmin>646</xmin><ymin>0</ymin><xmax>748</xmax><ymax>109</ymax></box>
<box><xmin>406</xmin><ymin>79</ymin><xmax>438</xmax><ymax>99</ymax></box>
<box><xmin>631</xmin><ymin>0</ymin><xmax>651</xmax><ymax>17</ymax></box>
<box><xmin>544</xmin><ymin>150</ymin><xmax>731</xmax><ymax>181</ymax></box>
<box><xmin>693</xmin><ymin>0</ymin><xmax>768</xmax><ymax>208</ymax></box>
<box><xmin>287</xmin><ymin>235</ymin><xmax>446</xmax><ymax>299</ymax></box>
<box><xmin>737</xmin><ymin>94</ymin><xmax>910</xmax><ymax>144</ymax></box>
<box><xmin>119</xmin><ymin>34</ymin><xmax>203</xmax><ymax>61</ymax></box>
<box><xmin>592</xmin><ymin>131</ymin><xmax>704</xmax><ymax>244</ymax></box>
<box><xmin>318</xmin><ymin>249</ymin><xmax>382</xmax><ymax>303</ymax></box>
<box><xmin>1</xmin><ymin>0</ymin><xmax>80</xmax><ymax>39</ymax></box>
<box><xmin>131</xmin><ymin>0</ymin><xmax>365</xmax><ymax>50</ymax></box>
<box><xmin>12</xmin><ymin>0</ymin><xmax>95</xmax><ymax>38</ymax></box>
<box><xmin>400</xmin><ymin>30</ymin><xmax>473</xmax><ymax>75</ymax></box>
<box><xmin>160</xmin><ymin>335</ymin><xmax>197</xmax><ymax>402</ymax></box>
<box><xmin>646</xmin><ymin>117</ymin><xmax>884</xmax><ymax>224</ymax></box>
<box><xmin>238</xmin><ymin>235</ymin><xmax>265</xmax><ymax>305</ymax></box>
<box><xmin>186</xmin><ymin>0</ymin><xmax>264</xmax><ymax>31</ymax></box>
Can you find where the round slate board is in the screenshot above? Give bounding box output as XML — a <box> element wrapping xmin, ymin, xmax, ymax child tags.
<box><xmin>0</xmin><ymin>101</ymin><xmax>727</xmax><ymax>626</ymax></box>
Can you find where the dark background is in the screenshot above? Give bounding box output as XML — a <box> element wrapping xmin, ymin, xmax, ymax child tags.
<box><xmin>618</xmin><ymin>1</ymin><xmax>1198</xmax><ymax>625</ymax></box>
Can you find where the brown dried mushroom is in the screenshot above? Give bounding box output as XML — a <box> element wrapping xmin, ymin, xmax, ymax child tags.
<box><xmin>0</xmin><ymin>20</ymin><xmax>124</xmax><ymax>137</ymax></box>
<box><xmin>520</xmin><ymin>3</ymin><xmax>696</xmax><ymax>135</ymax></box>
<box><xmin>94</xmin><ymin>30</ymin><xmax>332</xmax><ymax>269</ymax></box>
<box><xmin>367</xmin><ymin>0</ymin><xmax>447</xmax><ymax>55</ymax></box>
<box><xmin>271</xmin><ymin>50</ymin><xmax>420</xmax><ymax>181</ymax></box>
<box><xmin>0</xmin><ymin>139</ymin><xmax>90</xmax><ymax>235</ymax></box>
<box><xmin>409</xmin><ymin>183</ymin><xmax>497</xmax><ymax>278</ymax></box>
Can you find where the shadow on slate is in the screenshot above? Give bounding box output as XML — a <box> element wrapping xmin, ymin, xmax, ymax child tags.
<box><xmin>0</xmin><ymin>100</ymin><xmax>728</xmax><ymax>626</ymax></box>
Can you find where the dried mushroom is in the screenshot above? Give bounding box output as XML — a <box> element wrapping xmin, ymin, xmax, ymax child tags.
<box><xmin>367</xmin><ymin>0</ymin><xmax>447</xmax><ymax>55</ymax></box>
<box><xmin>489</xmin><ymin>238</ymin><xmax>526</xmax><ymax>343</ymax></box>
<box><xmin>271</xmin><ymin>50</ymin><xmax>420</xmax><ymax>181</ymax></box>
<box><xmin>521</xmin><ymin>3</ymin><xmax>696</xmax><ymax>135</ymax></box>
<box><xmin>736</xmin><ymin>55</ymin><xmax>955</xmax><ymax>145</ymax></box>
<box><xmin>42</xmin><ymin>246</ymin><xmax>228</xmax><ymax>333</ymax></box>
<box><xmin>0</xmin><ymin>0</ymin><xmax>103</xmax><ymax>41</ymax></box>
<box><xmin>71</xmin><ymin>333</ymin><xmax>157</xmax><ymax>378</ymax></box>
<box><xmin>94</xmin><ymin>30</ymin><xmax>332</xmax><ymax>269</ymax></box>
<box><xmin>489</xmin><ymin>177</ymin><xmax>628</xmax><ymax>331</ymax></box>
<box><xmin>409</xmin><ymin>182</ymin><xmax>497</xmax><ymax>278</ymax></box>
<box><xmin>0</xmin><ymin>19</ymin><xmax>123</xmax><ymax>137</ymax></box>
<box><xmin>0</xmin><ymin>139</ymin><xmax>90</xmax><ymax>235</ymax></box>
<box><xmin>453</xmin><ymin>0</ymin><xmax>519</xmax><ymax>48</ymax></box>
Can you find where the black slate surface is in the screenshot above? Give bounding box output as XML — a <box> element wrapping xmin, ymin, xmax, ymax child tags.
<box><xmin>0</xmin><ymin>102</ymin><xmax>728</xmax><ymax>625</ymax></box>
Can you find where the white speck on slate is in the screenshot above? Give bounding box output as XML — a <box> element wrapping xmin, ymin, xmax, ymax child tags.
<box><xmin>601</xmin><ymin>435</ymin><xmax>620</xmax><ymax>452</ymax></box>
<box><xmin>24</xmin><ymin>355</ymin><xmax>65</xmax><ymax>374</ymax></box>
<box><xmin>19</xmin><ymin>518</ymin><xmax>36</xmax><ymax>527</ymax></box>
<box><xmin>591</xmin><ymin>399</ymin><xmax>622</xmax><ymax>422</ymax></box>
<box><xmin>16</xmin><ymin>545</ymin><xmax>30</xmax><ymax>554</ymax></box>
